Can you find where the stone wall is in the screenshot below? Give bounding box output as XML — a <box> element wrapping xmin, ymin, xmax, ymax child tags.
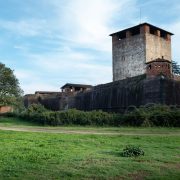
<box><xmin>24</xmin><ymin>75</ymin><xmax>180</xmax><ymax>113</ymax></box>
<box><xmin>24</xmin><ymin>93</ymin><xmax>62</xmax><ymax>111</ymax></box>
<box><xmin>146</xmin><ymin>33</ymin><xmax>171</xmax><ymax>62</ymax></box>
<box><xmin>69</xmin><ymin>75</ymin><xmax>146</xmax><ymax>112</ymax></box>
<box><xmin>112</xmin><ymin>34</ymin><xmax>146</xmax><ymax>81</ymax></box>
<box><xmin>68</xmin><ymin>75</ymin><xmax>180</xmax><ymax>112</ymax></box>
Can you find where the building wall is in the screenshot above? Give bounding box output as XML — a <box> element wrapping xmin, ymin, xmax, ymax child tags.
<box><xmin>112</xmin><ymin>34</ymin><xmax>146</xmax><ymax>81</ymax></box>
<box><xmin>146</xmin><ymin>61</ymin><xmax>172</xmax><ymax>78</ymax></box>
<box><xmin>0</xmin><ymin>106</ymin><xmax>13</xmax><ymax>114</ymax></box>
<box><xmin>145</xmin><ymin>33</ymin><xmax>171</xmax><ymax>62</ymax></box>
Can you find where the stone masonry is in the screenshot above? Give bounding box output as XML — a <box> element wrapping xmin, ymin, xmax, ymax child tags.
<box><xmin>110</xmin><ymin>23</ymin><xmax>173</xmax><ymax>81</ymax></box>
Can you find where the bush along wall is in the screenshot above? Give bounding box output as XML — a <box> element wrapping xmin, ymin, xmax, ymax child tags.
<box><xmin>8</xmin><ymin>104</ymin><xmax>180</xmax><ymax>127</ymax></box>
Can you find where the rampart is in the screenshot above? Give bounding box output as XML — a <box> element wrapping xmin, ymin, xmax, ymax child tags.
<box><xmin>68</xmin><ymin>75</ymin><xmax>180</xmax><ymax>112</ymax></box>
<box><xmin>24</xmin><ymin>75</ymin><xmax>180</xmax><ymax>112</ymax></box>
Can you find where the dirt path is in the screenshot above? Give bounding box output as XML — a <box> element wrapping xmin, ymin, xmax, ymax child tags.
<box><xmin>0</xmin><ymin>126</ymin><xmax>180</xmax><ymax>136</ymax></box>
<box><xmin>0</xmin><ymin>126</ymin><xmax>120</xmax><ymax>135</ymax></box>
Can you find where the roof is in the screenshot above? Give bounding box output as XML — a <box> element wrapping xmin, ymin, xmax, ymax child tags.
<box><xmin>61</xmin><ymin>83</ymin><xmax>93</xmax><ymax>89</ymax></box>
<box><xmin>146</xmin><ymin>58</ymin><xmax>172</xmax><ymax>64</ymax></box>
<box><xmin>109</xmin><ymin>22</ymin><xmax>174</xmax><ymax>36</ymax></box>
<box><xmin>35</xmin><ymin>91</ymin><xmax>60</xmax><ymax>95</ymax></box>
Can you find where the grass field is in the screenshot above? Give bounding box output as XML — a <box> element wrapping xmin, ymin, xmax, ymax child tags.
<box><xmin>0</xmin><ymin>117</ymin><xmax>180</xmax><ymax>179</ymax></box>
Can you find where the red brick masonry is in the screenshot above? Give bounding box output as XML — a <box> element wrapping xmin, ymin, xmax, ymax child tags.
<box><xmin>0</xmin><ymin>106</ymin><xmax>13</xmax><ymax>114</ymax></box>
<box><xmin>146</xmin><ymin>59</ymin><xmax>172</xmax><ymax>78</ymax></box>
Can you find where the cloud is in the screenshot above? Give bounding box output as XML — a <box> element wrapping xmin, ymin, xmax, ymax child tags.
<box><xmin>49</xmin><ymin>0</ymin><xmax>137</xmax><ymax>52</ymax></box>
<box><xmin>0</xmin><ymin>19</ymin><xmax>49</xmax><ymax>37</ymax></box>
<box><xmin>5</xmin><ymin>0</ymin><xmax>138</xmax><ymax>94</ymax></box>
<box><xmin>14</xmin><ymin>51</ymin><xmax>112</xmax><ymax>94</ymax></box>
<box><xmin>14</xmin><ymin>68</ymin><xmax>62</xmax><ymax>94</ymax></box>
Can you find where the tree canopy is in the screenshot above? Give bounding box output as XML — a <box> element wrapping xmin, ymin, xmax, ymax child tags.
<box><xmin>0</xmin><ymin>62</ymin><xmax>23</xmax><ymax>106</ymax></box>
<box><xmin>172</xmin><ymin>61</ymin><xmax>180</xmax><ymax>75</ymax></box>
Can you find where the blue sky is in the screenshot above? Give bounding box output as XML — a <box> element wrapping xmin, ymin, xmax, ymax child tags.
<box><xmin>0</xmin><ymin>0</ymin><xmax>180</xmax><ymax>94</ymax></box>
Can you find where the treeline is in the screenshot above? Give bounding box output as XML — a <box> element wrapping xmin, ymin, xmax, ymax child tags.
<box><xmin>6</xmin><ymin>104</ymin><xmax>180</xmax><ymax>127</ymax></box>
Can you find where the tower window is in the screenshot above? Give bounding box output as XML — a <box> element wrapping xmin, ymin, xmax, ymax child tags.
<box><xmin>148</xmin><ymin>65</ymin><xmax>151</xmax><ymax>69</ymax></box>
<box><xmin>160</xmin><ymin>31</ymin><xmax>167</xmax><ymax>39</ymax></box>
<box><xmin>131</xmin><ymin>27</ymin><xmax>140</xmax><ymax>36</ymax></box>
<box><xmin>118</xmin><ymin>32</ymin><xmax>126</xmax><ymax>40</ymax></box>
<box><xmin>150</xmin><ymin>27</ymin><xmax>155</xmax><ymax>35</ymax></box>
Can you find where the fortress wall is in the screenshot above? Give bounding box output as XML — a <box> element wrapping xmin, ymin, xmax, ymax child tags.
<box><xmin>24</xmin><ymin>76</ymin><xmax>180</xmax><ymax>112</ymax></box>
<box><xmin>70</xmin><ymin>75</ymin><xmax>146</xmax><ymax>112</ymax></box>
<box><xmin>163</xmin><ymin>79</ymin><xmax>180</xmax><ymax>105</ymax></box>
<box><xmin>24</xmin><ymin>94</ymin><xmax>62</xmax><ymax>111</ymax></box>
<box><xmin>24</xmin><ymin>95</ymin><xmax>39</xmax><ymax>108</ymax></box>
<box><xmin>68</xmin><ymin>76</ymin><xmax>180</xmax><ymax>112</ymax></box>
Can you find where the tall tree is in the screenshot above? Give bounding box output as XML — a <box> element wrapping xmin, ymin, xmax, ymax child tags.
<box><xmin>0</xmin><ymin>63</ymin><xmax>23</xmax><ymax>106</ymax></box>
<box><xmin>172</xmin><ymin>61</ymin><xmax>180</xmax><ymax>75</ymax></box>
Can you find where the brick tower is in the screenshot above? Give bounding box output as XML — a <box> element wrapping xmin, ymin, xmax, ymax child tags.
<box><xmin>110</xmin><ymin>23</ymin><xmax>173</xmax><ymax>81</ymax></box>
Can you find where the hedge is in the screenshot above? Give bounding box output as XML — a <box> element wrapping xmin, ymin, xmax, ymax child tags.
<box><xmin>5</xmin><ymin>104</ymin><xmax>180</xmax><ymax>127</ymax></box>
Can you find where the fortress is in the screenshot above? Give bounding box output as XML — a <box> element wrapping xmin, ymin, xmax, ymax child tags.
<box><xmin>24</xmin><ymin>23</ymin><xmax>180</xmax><ymax>112</ymax></box>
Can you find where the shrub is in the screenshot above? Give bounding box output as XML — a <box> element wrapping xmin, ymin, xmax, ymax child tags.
<box><xmin>149</xmin><ymin>111</ymin><xmax>173</xmax><ymax>127</ymax></box>
<box><xmin>26</xmin><ymin>104</ymin><xmax>47</xmax><ymax>114</ymax></box>
<box><xmin>4</xmin><ymin>103</ymin><xmax>180</xmax><ymax>127</ymax></box>
<box><xmin>123</xmin><ymin>109</ymin><xmax>146</xmax><ymax>126</ymax></box>
<box><xmin>125</xmin><ymin>105</ymin><xmax>137</xmax><ymax>113</ymax></box>
<box><xmin>122</xmin><ymin>145</ymin><xmax>145</xmax><ymax>157</ymax></box>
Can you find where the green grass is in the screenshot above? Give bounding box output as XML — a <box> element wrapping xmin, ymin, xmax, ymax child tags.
<box><xmin>0</xmin><ymin>117</ymin><xmax>37</xmax><ymax>126</ymax></box>
<box><xmin>0</xmin><ymin>117</ymin><xmax>179</xmax><ymax>179</ymax></box>
<box><xmin>0</xmin><ymin>117</ymin><xmax>180</xmax><ymax>135</ymax></box>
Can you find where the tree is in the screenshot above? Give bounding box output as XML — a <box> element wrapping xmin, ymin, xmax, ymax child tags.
<box><xmin>172</xmin><ymin>61</ymin><xmax>180</xmax><ymax>75</ymax></box>
<box><xmin>0</xmin><ymin>62</ymin><xmax>23</xmax><ymax>106</ymax></box>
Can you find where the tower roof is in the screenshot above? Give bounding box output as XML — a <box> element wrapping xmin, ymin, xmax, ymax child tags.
<box><xmin>110</xmin><ymin>22</ymin><xmax>174</xmax><ymax>36</ymax></box>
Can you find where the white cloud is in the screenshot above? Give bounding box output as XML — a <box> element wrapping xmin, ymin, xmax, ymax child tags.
<box><xmin>51</xmin><ymin>0</ymin><xmax>137</xmax><ymax>52</ymax></box>
<box><xmin>0</xmin><ymin>19</ymin><xmax>49</xmax><ymax>37</ymax></box>
<box><xmin>22</xmin><ymin>82</ymin><xmax>59</xmax><ymax>95</ymax></box>
<box><xmin>14</xmin><ymin>69</ymin><xmax>60</xmax><ymax>94</ymax></box>
<box><xmin>14</xmin><ymin>52</ymin><xmax>112</xmax><ymax>94</ymax></box>
<box><xmin>0</xmin><ymin>0</ymin><xmax>140</xmax><ymax>94</ymax></box>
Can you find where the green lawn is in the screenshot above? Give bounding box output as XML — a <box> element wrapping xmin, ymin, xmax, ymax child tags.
<box><xmin>0</xmin><ymin>117</ymin><xmax>179</xmax><ymax>179</ymax></box>
<box><xmin>0</xmin><ymin>117</ymin><xmax>37</xmax><ymax>126</ymax></box>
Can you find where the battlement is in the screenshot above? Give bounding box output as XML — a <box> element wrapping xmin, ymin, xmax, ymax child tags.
<box><xmin>110</xmin><ymin>23</ymin><xmax>173</xmax><ymax>41</ymax></box>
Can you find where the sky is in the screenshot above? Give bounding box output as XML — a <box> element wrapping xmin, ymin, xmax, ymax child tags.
<box><xmin>0</xmin><ymin>0</ymin><xmax>180</xmax><ymax>94</ymax></box>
